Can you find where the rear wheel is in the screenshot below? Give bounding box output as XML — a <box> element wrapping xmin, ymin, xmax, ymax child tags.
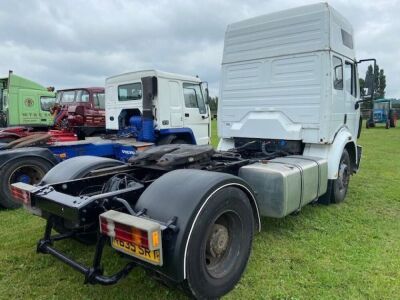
<box><xmin>366</xmin><ymin>120</ymin><xmax>375</xmax><ymax>128</ymax></box>
<box><xmin>390</xmin><ymin>117</ymin><xmax>397</xmax><ymax>128</ymax></box>
<box><xmin>183</xmin><ymin>187</ymin><xmax>254</xmax><ymax>299</ymax></box>
<box><xmin>0</xmin><ymin>157</ymin><xmax>53</xmax><ymax>209</ymax></box>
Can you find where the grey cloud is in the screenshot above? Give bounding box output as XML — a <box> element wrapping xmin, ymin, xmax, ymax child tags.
<box><xmin>0</xmin><ymin>0</ymin><xmax>399</xmax><ymax>97</ymax></box>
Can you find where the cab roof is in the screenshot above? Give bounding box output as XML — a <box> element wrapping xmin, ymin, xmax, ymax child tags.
<box><xmin>57</xmin><ymin>87</ymin><xmax>104</xmax><ymax>93</ymax></box>
<box><xmin>106</xmin><ymin>69</ymin><xmax>201</xmax><ymax>84</ymax></box>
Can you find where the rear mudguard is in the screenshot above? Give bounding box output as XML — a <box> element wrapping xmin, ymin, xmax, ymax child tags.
<box><xmin>0</xmin><ymin>147</ymin><xmax>58</xmax><ymax>170</ymax></box>
<box><xmin>134</xmin><ymin>169</ymin><xmax>260</xmax><ymax>283</ymax></box>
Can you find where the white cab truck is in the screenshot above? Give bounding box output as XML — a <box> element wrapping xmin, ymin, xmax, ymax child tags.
<box><xmin>12</xmin><ymin>4</ymin><xmax>375</xmax><ymax>299</ymax></box>
<box><xmin>105</xmin><ymin>70</ymin><xmax>210</xmax><ymax>145</ymax></box>
<box><xmin>217</xmin><ymin>2</ymin><xmax>369</xmax><ymax>203</ymax></box>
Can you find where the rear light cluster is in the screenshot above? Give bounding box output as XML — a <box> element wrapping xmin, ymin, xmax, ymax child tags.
<box><xmin>99</xmin><ymin>210</ymin><xmax>161</xmax><ymax>251</ymax></box>
<box><xmin>10</xmin><ymin>183</ymin><xmax>32</xmax><ymax>205</ymax></box>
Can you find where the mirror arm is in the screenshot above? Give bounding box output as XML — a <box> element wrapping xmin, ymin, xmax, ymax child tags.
<box><xmin>355</xmin><ymin>99</ymin><xmax>369</xmax><ymax>110</ymax></box>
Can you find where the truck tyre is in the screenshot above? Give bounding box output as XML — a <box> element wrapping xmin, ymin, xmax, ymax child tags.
<box><xmin>331</xmin><ymin>149</ymin><xmax>351</xmax><ymax>204</ymax></box>
<box><xmin>386</xmin><ymin>120</ymin><xmax>390</xmax><ymax>129</ymax></box>
<box><xmin>0</xmin><ymin>157</ymin><xmax>54</xmax><ymax>209</ymax></box>
<box><xmin>172</xmin><ymin>138</ymin><xmax>189</xmax><ymax>144</ymax></box>
<box><xmin>357</xmin><ymin>116</ymin><xmax>362</xmax><ymax>139</ymax></box>
<box><xmin>318</xmin><ymin>148</ymin><xmax>352</xmax><ymax>205</ymax></box>
<box><xmin>157</xmin><ymin>135</ymin><xmax>190</xmax><ymax>145</ymax></box>
<box><xmin>183</xmin><ymin>186</ymin><xmax>254</xmax><ymax>299</ymax></box>
<box><xmin>390</xmin><ymin>117</ymin><xmax>397</xmax><ymax>128</ymax></box>
<box><xmin>40</xmin><ymin>156</ymin><xmax>124</xmax><ymax>243</ymax></box>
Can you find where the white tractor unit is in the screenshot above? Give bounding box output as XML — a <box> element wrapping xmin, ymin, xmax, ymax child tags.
<box><xmin>12</xmin><ymin>4</ymin><xmax>375</xmax><ymax>299</ymax></box>
<box><xmin>105</xmin><ymin>70</ymin><xmax>210</xmax><ymax>145</ymax></box>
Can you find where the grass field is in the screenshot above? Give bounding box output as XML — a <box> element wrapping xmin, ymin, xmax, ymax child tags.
<box><xmin>1</xmin><ymin>121</ymin><xmax>399</xmax><ymax>299</ymax></box>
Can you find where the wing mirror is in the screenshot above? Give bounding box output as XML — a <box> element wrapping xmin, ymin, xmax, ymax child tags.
<box><xmin>355</xmin><ymin>58</ymin><xmax>377</xmax><ymax>109</ymax></box>
<box><xmin>201</xmin><ymin>82</ymin><xmax>209</xmax><ymax>104</ymax></box>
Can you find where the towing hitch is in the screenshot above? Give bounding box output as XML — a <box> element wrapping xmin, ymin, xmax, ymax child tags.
<box><xmin>36</xmin><ymin>217</ymin><xmax>136</xmax><ymax>285</ymax></box>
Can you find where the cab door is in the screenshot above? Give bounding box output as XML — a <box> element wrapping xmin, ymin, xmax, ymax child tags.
<box><xmin>18</xmin><ymin>89</ymin><xmax>39</xmax><ymax>125</ymax></box>
<box><xmin>331</xmin><ymin>55</ymin><xmax>346</xmax><ymax>135</ymax></box>
<box><xmin>168</xmin><ymin>81</ymin><xmax>183</xmax><ymax>127</ymax></box>
<box><xmin>92</xmin><ymin>92</ymin><xmax>106</xmax><ymax>127</ymax></box>
<box><xmin>182</xmin><ymin>82</ymin><xmax>210</xmax><ymax>145</ymax></box>
<box><xmin>344</xmin><ymin>60</ymin><xmax>359</xmax><ymax>137</ymax></box>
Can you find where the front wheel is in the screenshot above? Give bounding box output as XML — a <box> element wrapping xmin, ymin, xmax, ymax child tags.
<box><xmin>183</xmin><ymin>187</ymin><xmax>254</xmax><ymax>299</ymax></box>
<box><xmin>332</xmin><ymin>149</ymin><xmax>351</xmax><ymax>203</ymax></box>
<box><xmin>318</xmin><ymin>149</ymin><xmax>351</xmax><ymax>205</ymax></box>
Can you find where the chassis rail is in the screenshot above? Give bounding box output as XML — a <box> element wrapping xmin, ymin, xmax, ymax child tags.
<box><xmin>37</xmin><ymin>216</ymin><xmax>136</xmax><ymax>285</ymax></box>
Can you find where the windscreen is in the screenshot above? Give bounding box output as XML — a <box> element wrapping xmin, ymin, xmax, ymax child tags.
<box><xmin>40</xmin><ymin>96</ymin><xmax>56</xmax><ymax>111</ymax></box>
<box><xmin>58</xmin><ymin>91</ymin><xmax>76</xmax><ymax>103</ymax></box>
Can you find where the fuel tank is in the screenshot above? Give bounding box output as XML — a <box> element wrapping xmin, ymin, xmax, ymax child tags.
<box><xmin>239</xmin><ymin>156</ymin><xmax>327</xmax><ymax>218</ymax></box>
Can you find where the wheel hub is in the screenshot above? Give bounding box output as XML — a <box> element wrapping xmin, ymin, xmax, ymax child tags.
<box><xmin>207</xmin><ymin>224</ymin><xmax>229</xmax><ymax>258</ymax></box>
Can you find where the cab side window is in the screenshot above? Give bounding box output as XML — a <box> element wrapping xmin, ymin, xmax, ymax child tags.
<box><xmin>345</xmin><ymin>61</ymin><xmax>356</xmax><ymax>97</ymax></box>
<box><xmin>184</xmin><ymin>87</ymin><xmax>198</xmax><ymax>108</ymax></box>
<box><xmin>118</xmin><ymin>83</ymin><xmax>142</xmax><ymax>101</ymax></box>
<box><xmin>94</xmin><ymin>92</ymin><xmax>105</xmax><ymax>109</ymax></box>
<box><xmin>333</xmin><ymin>56</ymin><xmax>343</xmax><ymax>90</ymax></box>
<box><xmin>183</xmin><ymin>83</ymin><xmax>206</xmax><ymax>114</ymax></box>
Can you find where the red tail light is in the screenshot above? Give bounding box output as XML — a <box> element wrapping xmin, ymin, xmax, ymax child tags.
<box><xmin>100</xmin><ymin>216</ymin><xmax>149</xmax><ymax>248</ymax></box>
<box><xmin>99</xmin><ymin>210</ymin><xmax>162</xmax><ymax>251</ymax></box>
<box><xmin>11</xmin><ymin>185</ymin><xmax>31</xmax><ymax>205</ymax></box>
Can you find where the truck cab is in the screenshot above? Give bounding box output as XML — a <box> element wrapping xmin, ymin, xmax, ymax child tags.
<box><xmin>55</xmin><ymin>87</ymin><xmax>106</xmax><ymax>137</ymax></box>
<box><xmin>0</xmin><ymin>71</ymin><xmax>56</xmax><ymax>128</ymax></box>
<box><xmin>105</xmin><ymin>70</ymin><xmax>210</xmax><ymax>145</ymax></box>
<box><xmin>10</xmin><ymin>4</ymin><xmax>377</xmax><ymax>300</ymax></box>
<box><xmin>218</xmin><ymin>3</ymin><xmax>371</xmax><ymax>186</ymax></box>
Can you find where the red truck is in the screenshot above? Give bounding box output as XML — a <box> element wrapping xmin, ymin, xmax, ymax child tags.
<box><xmin>0</xmin><ymin>87</ymin><xmax>106</xmax><ymax>143</ymax></box>
<box><xmin>53</xmin><ymin>87</ymin><xmax>105</xmax><ymax>139</ymax></box>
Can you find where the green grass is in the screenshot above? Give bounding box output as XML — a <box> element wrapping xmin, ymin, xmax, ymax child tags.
<box><xmin>1</xmin><ymin>121</ymin><xmax>399</xmax><ymax>299</ymax></box>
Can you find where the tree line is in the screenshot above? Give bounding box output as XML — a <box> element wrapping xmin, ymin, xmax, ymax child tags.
<box><xmin>359</xmin><ymin>64</ymin><xmax>386</xmax><ymax>108</ymax></box>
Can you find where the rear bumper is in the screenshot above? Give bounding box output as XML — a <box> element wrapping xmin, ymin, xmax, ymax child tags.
<box><xmin>37</xmin><ymin>216</ymin><xmax>136</xmax><ymax>285</ymax></box>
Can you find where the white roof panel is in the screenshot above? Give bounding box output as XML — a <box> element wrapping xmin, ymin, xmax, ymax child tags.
<box><xmin>223</xmin><ymin>3</ymin><xmax>355</xmax><ymax>64</ymax></box>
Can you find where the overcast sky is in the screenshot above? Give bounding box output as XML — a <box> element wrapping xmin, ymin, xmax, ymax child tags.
<box><xmin>0</xmin><ymin>0</ymin><xmax>399</xmax><ymax>97</ymax></box>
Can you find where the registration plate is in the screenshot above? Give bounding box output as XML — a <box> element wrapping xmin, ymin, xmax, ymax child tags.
<box><xmin>112</xmin><ymin>239</ymin><xmax>163</xmax><ymax>266</ymax></box>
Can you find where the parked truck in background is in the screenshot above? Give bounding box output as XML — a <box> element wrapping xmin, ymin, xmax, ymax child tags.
<box><xmin>105</xmin><ymin>70</ymin><xmax>210</xmax><ymax>145</ymax></box>
<box><xmin>366</xmin><ymin>98</ymin><xmax>397</xmax><ymax>129</ymax></box>
<box><xmin>0</xmin><ymin>70</ymin><xmax>210</xmax><ymax>208</ymax></box>
<box><xmin>0</xmin><ymin>71</ymin><xmax>56</xmax><ymax>129</ymax></box>
<box><xmin>0</xmin><ymin>82</ymin><xmax>107</xmax><ymax>142</ymax></box>
<box><xmin>12</xmin><ymin>4</ymin><xmax>375</xmax><ymax>299</ymax></box>
<box><xmin>53</xmin><ymin>87</ymin><xmax>106</xmax><ymax>139</ymax></box>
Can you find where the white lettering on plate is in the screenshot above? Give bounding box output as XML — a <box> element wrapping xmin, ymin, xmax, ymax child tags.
<box><xmin>121</xmin><ymin>150</ymin><xmax>135</xmax><ymax>155</ymax></box>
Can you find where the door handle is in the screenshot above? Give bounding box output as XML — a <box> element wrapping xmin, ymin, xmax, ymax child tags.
<box><xmin>185</xmin><ymin>113</ymin><xmax>189</xmax><ymax>117</ymax></box>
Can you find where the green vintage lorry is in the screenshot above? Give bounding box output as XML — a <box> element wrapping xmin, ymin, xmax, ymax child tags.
<box><xmin>0</xmin><ymin>71</ymin><xmax>56</xmax><ymax>128</ymax></box>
